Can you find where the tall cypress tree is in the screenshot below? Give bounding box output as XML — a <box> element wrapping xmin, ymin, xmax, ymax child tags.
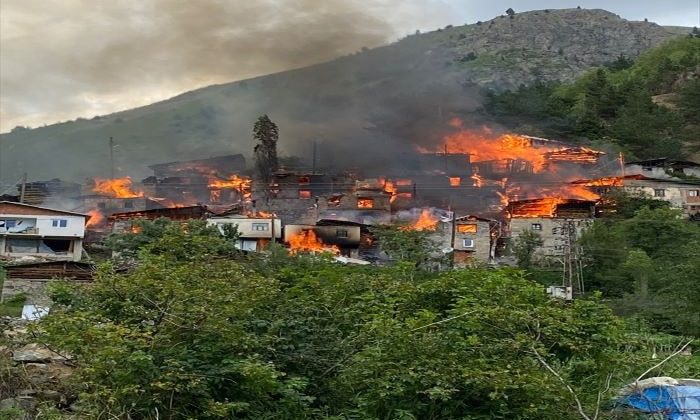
<box><xmin>253</xmin><ymin>115</ymin><xmax>279</xmax><ymax>183</ymax></box>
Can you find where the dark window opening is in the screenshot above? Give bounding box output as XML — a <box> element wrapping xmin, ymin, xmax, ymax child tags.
<box><xmin>336</xmin><ymin>229</ymin><xmax>349</xmax><ymax>238</ymax></box>
<box><xmin>97</xmin><ymin>202</ymin><xmax>106</xmax><ymax>209</ymax></box>
<box><xmin>531</xmin><ymin>223</ymin><xmax>542</xmax><ymax>231</ymax></box>
<box><xmin>124</xmin><ymin>200</ymin><xmax>134</xmax><ymax>208</ymax></box>
<box><xmin>42</xmin><ymin>239</ymin><xmax>72</xmax><ymax>253</ymax></box>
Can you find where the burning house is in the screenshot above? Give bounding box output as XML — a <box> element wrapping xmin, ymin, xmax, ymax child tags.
<box><xmin>284</xmin><ymin>223</ymin><xmax>362</xmax><ymax>257</ymax></box>
<box><xmin>146</xmin><ymin>154</ymin><xmax>249</xmax><ymax>207</ymax></box>
<box><xmin>0</xmin><ymin>201</ymin><xmax>89</xmax><ymax>262</ymax></box>
<box><xmin>507</xmin><ymin>198</ymin><xmax>596</xmax><ymax>257</ymax></box>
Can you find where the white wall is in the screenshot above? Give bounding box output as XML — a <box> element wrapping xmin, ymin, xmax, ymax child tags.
<box><xmin>208</xmin><ymin>217</ymin><xmax>282</xmax><ymax>239</ymax></box>
<box><xmin>0</xmin><ymin>214</ymin><xmax>85</xmax><ymax>238</ymax></box>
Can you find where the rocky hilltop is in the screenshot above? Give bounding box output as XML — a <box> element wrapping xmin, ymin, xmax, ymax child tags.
<box><xmin>0</xmin><ymin>8</ymin><xmax>687</xmax><ymax>184</ymax></box>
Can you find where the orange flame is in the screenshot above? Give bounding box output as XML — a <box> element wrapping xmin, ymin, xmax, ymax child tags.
<box><xmin>93</xmin><ymin>177</ymin><xmax>144</xmax><ymax>198</ymax></box>
<box><xmin>419</xmin><ymin>124</ymin><xmax>602</xmax><ymax>172</ymax></box>
<box><xmin>85</xmin><ymin>209</ymin><xmax>105</xmax><ymax>228</ymax></box>
<box><xmin>470</xmin><ymin>174</ymin><xmax>483</xmax><ymax>187</ymax></box>
<box><xmin>449</xmin><ymin>177</ymin><xmax>462</xmax><ymax>187</ymax></box>
<box><xmin>208</xmin><ymin>175</ymin><xmax>252</xmax><ymax>200</ymax></box>
<box><xmin>402</xmin><ymin>209</ymin><xmax>438</xmax><ymax>231</ymax></box>
<box><xmin>287</xmin><ymin>229</ymin><xmax>340</xmax><ymax>255</ymax></box>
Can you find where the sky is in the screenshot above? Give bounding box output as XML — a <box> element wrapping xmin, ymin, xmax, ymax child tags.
<box><xmin>1</xmin><ymin>0</ymin><xmax>698</xmax><ymax>133</ymax></box>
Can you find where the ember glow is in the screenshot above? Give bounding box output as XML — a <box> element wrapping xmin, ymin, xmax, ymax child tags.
<box><xmin>287</xmin><ymin>229</ymin><xmax>340</xmax><ymax>255</ymax></box>
<box><xmin>92</xmin><ymin>177</ymin><xmax>144</xmax><ymax>198</ymax></box>
<box><xmin>470</xmin><ymin>174</ymin><xmax>483</xmax><ymax>187</ymax></box>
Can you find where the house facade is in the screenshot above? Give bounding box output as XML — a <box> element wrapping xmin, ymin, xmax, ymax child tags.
<box><xmin>452</xmin><ymin>215</ymin><xmax>497</xmax><ymax>266</ymax></box>
<box><xmin>622</xmin><ymin>176</ymin><xmax>700</xmax><ymax>217</ymax></box>
<box><xmin>0</xmin><ymin>201</ymin><xmax>88</xmax><ymax>261</ymax></box>
<box><xmin>207</xmin><ymin>216</ymin><xmax>282</xmax><ymax>252</ymax></box>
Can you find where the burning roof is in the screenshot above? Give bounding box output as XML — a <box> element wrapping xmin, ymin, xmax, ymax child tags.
<box><xmin>507</xmin><ymin>198</ymin><xmax>595</xmax><ymax>219</ymax></box>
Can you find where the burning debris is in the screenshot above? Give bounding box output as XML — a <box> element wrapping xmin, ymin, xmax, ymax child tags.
<box><xmin>400</xmin><ymin>208</ymin><xmax>440</xmax><ymax>231</ymax></box>
<box><xmin>287</xmin><ymin>229</ymin><xmax>340</xmax><ymax>255</ymax></box>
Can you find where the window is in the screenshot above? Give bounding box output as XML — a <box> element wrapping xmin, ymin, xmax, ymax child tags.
<box><xmin>654</xmin><ymin>189</ymin><xmax>665</xmax><ymax>197</ymax></box>
<box><xmin>252</xmin><ymin>223</ymin><xmax>269</xmax><ymax>231</ymax></box>
<box><xmin>52</xmin><ymin>219</ymin><xmax>68</xmax><ymax>228</ymax></box>
<box><xmin>462</xmin><ymin>239</ymin><xmax>475</xmax><ymax>248</ymax></box>
<box><xmin>457</xmin><ymin>224</ymin><xmax>477</xmax><ymax>233</ymax></box>
<box><xmin>124</xmin><ymin>200</ymin><xmax>134</xmax><ymax>208</ymax></box>
<box><xmin>97</xmin><ymin>202</ymin><xmax>106</xmax><ymax>209</ymax></box>
<box><xmin>298</xmin><ymin>176</ymin><xmax>310</xmax><ymax>185</ymax></box>
<box><xmin>299</xmin><ymin>190</ymin><xmax>311</xmax><ymax>199</ymax></box>
<box><xmin>336</xmin><ymin>229</ymin><xmax>349</xmax><ymax>238</ymax></box>
<box><xmin>449</xmin><ymin>177</ymin><xmax>461</xmax><ymax>187</ymax></box>
<box><xmin>531</xmin><ymin>223</ymin><xmax>542</xmax><ymax>231</ymax></box>
<box><xmin>688</xmin><ymin>190</ymin><xmax>699</xmax><ymax>197</ymax></box>
<box><xmin>357</xmin><ymin>198</ymin><xmax>374</xmax><ymax>208</ymax></box>
<box><xmin>4</xmin><ymin>220</ymin><xmax>16</xmax><ymax>228</ymax></box>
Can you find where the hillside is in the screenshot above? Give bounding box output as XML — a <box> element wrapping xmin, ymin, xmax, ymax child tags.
<box><xmin>0</xmin><ymin>8</ymin><xmax>689</xmax><ymax>185</ymax></box>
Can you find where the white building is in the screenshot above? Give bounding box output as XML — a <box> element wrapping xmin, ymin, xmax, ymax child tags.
<box><xmin>0</xmin><ymin>201</ymin><xmax>88</xmax><ymax>261</ymax></box>
<box><xmin>207</xmin><ymin>216</ymin><xmax>282</xmax><ymax>252</ymax></box>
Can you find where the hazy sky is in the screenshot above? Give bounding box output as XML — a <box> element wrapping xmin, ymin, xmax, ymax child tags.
<box><xmin>1</xmin><ymin>0</ymin><xmax>698</xmax><ymax>132</ymax></box>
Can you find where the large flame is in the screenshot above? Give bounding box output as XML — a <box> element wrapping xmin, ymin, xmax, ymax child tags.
<box><xmin>85</xmin><ymin>209</ymin><xmax>105</xmax><ymax>228</ymax></box>
<box><xmin>287</xmin><ymin>229</ymin><xmax>340</xmax><ymax>255</ymax></box>
<box><xmin>419</xmin><ymin>121</ymin><xmax>602</xmax><ymax>173</ymax></box>
<box><xmin>402</xmin><ymin>209</ymin><xmax>439</xmax><ymax>231</ymax></box>
<box><xmin>93</xmin><ymin>177</ymin><xmax>144</xmax><ymax>198</ymax></box>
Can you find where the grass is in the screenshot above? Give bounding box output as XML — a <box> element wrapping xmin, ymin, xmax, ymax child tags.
<box><xmin>0</xmin><ymin>271</ymin><xmax>24</xmax><ymax>317</ymax></box>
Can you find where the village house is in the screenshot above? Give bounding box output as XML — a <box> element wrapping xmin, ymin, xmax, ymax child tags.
<box><xmin>507</xmin><ymin>199</ymin><xmax>596</xmax><ymax>258</ymax></box>
<box><xmin>621</xmin><ymin>175</ymin><xmax>700</xmax><ymax>218</ymax></box>
<box><xmin>0</xmin><ymin>201</ymin><xmax>89</xmax><ymax>262</ymax></box>
<box><xmin>625</xmin><ymin>158</ymin><xmax>700</xmax><ymax>180</ymax></box>
<box><xmin>452</xmin><ymin>215</ymin><xmax>498</xmax><ymax>266</ymax></box>
<box><xmin>207</xmin><ymin>215</ymin><xmax>282</xmax><ymax>252</ymax></box>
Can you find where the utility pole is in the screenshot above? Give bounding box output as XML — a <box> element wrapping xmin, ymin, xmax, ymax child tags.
<box><xmin>19</xmin><ymin>173</ymin><xmax>27</xmax><ymax>203</ymax></box>
<box><xmin>109</xmin><ymin>137</ymin><xmax>115</xmax><ymax>179</ymax></box>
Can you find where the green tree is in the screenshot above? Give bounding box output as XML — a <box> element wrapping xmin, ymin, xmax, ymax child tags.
<box><xmin>253</xmin><ymin>115</ymin><xmax>279</xmax><ymax>183</ymax></box>
<box><xmin>513</xmin><ymin>229</ymin><xmax>544</xmax><ymax>269</ymax></box>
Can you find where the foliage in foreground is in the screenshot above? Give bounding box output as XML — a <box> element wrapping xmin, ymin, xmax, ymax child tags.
<box><xmin>32</xmin><ymin>220</ymin><xmax>698</xmax><ymax>419</ymax></box>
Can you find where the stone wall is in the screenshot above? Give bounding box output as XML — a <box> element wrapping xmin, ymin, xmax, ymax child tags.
<box><xmin>1</xmin><ymin>278</ymin><xmax>57</xmax><ymax>305</ymax></box>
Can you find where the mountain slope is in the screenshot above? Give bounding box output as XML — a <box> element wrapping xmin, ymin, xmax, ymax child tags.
<box><xmin>0</xmin><ymin>8</ymin><xmax>688</xmax><ymax>184</ymax></box>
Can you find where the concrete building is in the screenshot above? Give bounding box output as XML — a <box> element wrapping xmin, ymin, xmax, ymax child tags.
<box><xmin>453</xmin><ymin>215</ymin><xmax>498</xmax><ymax>266</ymax></box>
<box><xmin>507</xmin><ymin>199</ymin><xmax>595</xmax><ymax>258</ymax></box>
<box><xmin>0</xmin><ymin>201</ymin><xmax>88</xmax><ymax>261</ymax></box>
<box><xmin>208</xmin><ymin>216</ymin><xmax>282</xmax><ymax>252</ymax></box>
<box><xmin>622</xmin><ymin>175</ymin><xmax>700</xmax><ymax>217</ymax></box>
